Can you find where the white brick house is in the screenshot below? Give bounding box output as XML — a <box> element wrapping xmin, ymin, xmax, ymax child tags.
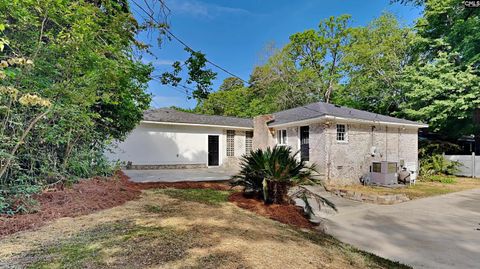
<box><xmin>108</xmin><ymin>102</ymin><xmax>427</xmax><ymax>185</ymax></box>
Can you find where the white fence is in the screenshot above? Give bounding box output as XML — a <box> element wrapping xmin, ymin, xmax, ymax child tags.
<box><xmin>444</xmin><ymin>153</ymin><xmax>480</xmax><ymax>178</ymax></box>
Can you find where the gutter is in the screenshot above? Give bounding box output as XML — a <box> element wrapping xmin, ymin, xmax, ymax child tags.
<box><xmin>141</xmin><ymin>120</ymin><xmax>254</xmax><ymax>130</ymax></box>
<box><xmin>268</xmin><ymin>115</ymin><xmax>428</xmax><ymax>129</ymax></box>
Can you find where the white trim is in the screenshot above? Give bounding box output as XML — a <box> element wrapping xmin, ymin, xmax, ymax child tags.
<box><xmin>276</xmin><ymin>129</ymin><xmax>288</xmax><ymax>145</ymax></box>
<box><xmin>141</xmin><ymin>120</ymin><xmax>253</xmax><ymax>130</ymax></box>
<box><xmin>269</xmin><ymin>115</ymin><xmax>428</xmax><ymax>129</ymax></box>
<box><xmin>297</xmin><ymin>126</ymin><xmax>301</xmax><ymax>159</ymax></box>
<box><xmin>336</xmin><ymin>123</ymin><xmax>348</xmax><ymax>143</ymax></box>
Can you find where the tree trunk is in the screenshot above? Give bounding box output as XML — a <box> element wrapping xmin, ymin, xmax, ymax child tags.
<box><xmin>0</xmin><ymin>110</ymin><xmax>49</xmax><ymax>181</ymax></box>
<box><xmin>267</xmin><ymin>181</ymin><xmax>290</xmax><ymax>204</ymax></box>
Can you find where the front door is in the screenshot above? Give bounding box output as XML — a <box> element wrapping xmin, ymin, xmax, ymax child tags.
<box><xmin>208</xmin><ymin>135</ymin><xmax>219</xmax><ymax>166</ymax></box>
<box><xmin>300</xmin><ymin>126</ymin><xmax>309</xmax><ymax>161</ymax></box>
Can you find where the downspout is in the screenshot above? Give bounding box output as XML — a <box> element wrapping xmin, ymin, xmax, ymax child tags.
<box><xmin>385</xmin><ymin>126</ymin><xmax>388</xmax><ymax>161</ymax></box>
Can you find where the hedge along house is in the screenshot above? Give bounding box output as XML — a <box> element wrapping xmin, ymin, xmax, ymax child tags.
<box><xmin>108</xmin><ymin>102</ymin><xmax>427</xmax><ymax>184</ymax></box>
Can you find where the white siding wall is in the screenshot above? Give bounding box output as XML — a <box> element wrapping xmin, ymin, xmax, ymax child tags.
<box><xmin>107</xmin><ymin>122</ymin><xmax>225</xmax><ymax>166</ymax></box>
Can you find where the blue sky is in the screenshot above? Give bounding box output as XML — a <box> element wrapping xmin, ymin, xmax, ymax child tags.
<box><xmin>133</xmin><ymin>0</ymin><xmax>421</xmax><ymax>109</ymax></box>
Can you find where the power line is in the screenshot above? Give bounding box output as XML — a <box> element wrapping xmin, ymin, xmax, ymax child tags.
<box><xmin>130</xmin><ymin>0</ymin><xmax>249</xmax><ymax>85</ymax></box>
<box><xmin>151</xmin><ymin>77</ymin><xmax>192</xmax><ymax>98</ymax></box>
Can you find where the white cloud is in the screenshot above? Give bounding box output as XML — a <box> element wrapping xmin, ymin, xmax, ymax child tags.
<box><xmin>167</xmin><ymin>0</ymin><xmax>251</xmax><ymax>18</ymax></box>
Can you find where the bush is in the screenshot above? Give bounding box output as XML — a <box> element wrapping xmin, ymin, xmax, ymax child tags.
<box><xmin>420</xmin><ymin>154</ymin><xmax>461</xmax><ymax>176</ymax></box>
<box><xmin>231</xmin><ymin>146</ymin><xmax>316</xmax><ymax>203</ymax></box>
<box><xmin>0</xmin><ymin>184</ymin><xmax>40</xmax><ymax>215</ymax></box>
<box><xmin>231</xmin><ymin>146</ymin><xmax>336</xmax><ymax>214</ymax></box>
<box><xmin>422</xmin><ymin>175</ymin><xmax>457</xmax><ymax>184</ymax></box>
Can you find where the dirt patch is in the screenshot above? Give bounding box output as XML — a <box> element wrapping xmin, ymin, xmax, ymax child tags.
<box><xmin>0</xmin><ymin>171</ymin><xmax>231</xmax><ymax>238</ymax></box>
<box><xmin>228</xmin><ymin>192</ymin><xmax>314</xmax><ymax>229</ymax></box>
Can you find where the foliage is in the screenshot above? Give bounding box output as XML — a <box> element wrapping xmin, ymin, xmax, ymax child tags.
<box><xmin>0</xmin><ymin>183</ymin><xmax>40</xmax><ymax>215</ymax></box>
<box><xmin>218</xmin><ymin>77</ymin><xmax>244</xmax><ymax>91</ymax></box>
<box><xmin>336</xmin><ymin>13</ymin><xmax>414</xmax><ymax>115</ymax></box>
<box><xmin>421</xmin><ymin>174</ymin><xmax>457</xmax><ymax>184</ymax></box>
<box><xmin>194</xmin><ymin>86</ymin><xmax>260</xmax><ymax>117</ymax></box>
<box><xmin>288</xmin><ymin>15</ymin><xmax>352</xmax><ymax>103</ymax></box>
<box><xmin>420</xmin><ymin>154</ymin><xmax>460</xmax><ymax>176</ymax></box>
<box><xmin>397</xmin><ymin>0</ymin><xmax>480</xmax><ymax>141</ymax></box>
<box><xmin>400</xmin><ymin>50</ymin><xmax>480</xmax><ymax>138</ymax></box>
<box><xmin>418</xmin><ymin>139</ymin><xmax>461</xmax><ymax>159</ymax></box>
<box><xmin>0</xmin><ymin>0</ymin><xmax>163</xmax><ymax>214</ymax></box>
<box><xmin>160</xmin><ymin>48</ymin><xmax>217</xmax><ymax>101</ymax></box>
<box><xmin>230</xmin><ymin>146</ymin><xmax>335</xmax><ymax>212</ymax></box>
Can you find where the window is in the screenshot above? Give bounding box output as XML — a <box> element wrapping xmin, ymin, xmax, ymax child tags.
<box><xmin>226</xmin><ymin>130</ymin><xmax>235</xmax><ymax>157</ymax></box>
<box><xmin>276</xmin><ymin>129</ymin><xmax>287</xmax><ymax>145</ymax></box>
<box><xmin>336</xmin><ymin>124</ymin><xmax>347</xmax><ymax>142</ymax></box>
<box><xmin>245</xmin><ymin>131</ymin><xmax>253</xmax><ymax>155</ymax></box>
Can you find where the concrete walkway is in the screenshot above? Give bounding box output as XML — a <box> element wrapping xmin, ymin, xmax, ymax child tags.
<box><xmin>324</xmin><ymin>188</ymin><xmax>480</xmax><ymax>269</ymax></box>
<box><xmin>124</xmin><ymin>167</ymin><xmax>236</xmax><ymax>183</ymax></box>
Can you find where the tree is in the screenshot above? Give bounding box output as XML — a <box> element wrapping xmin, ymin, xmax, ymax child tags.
<box><xmin>400</xmin><ymin>49</ymin><xmax>480</xmax><ymax>139</ymax></box>
<box><xmin>194</xmin><ymin>87</ymin><xmax>252</xmax><ymax>117</ymax></box>
<box><xmin>250</xmin><ymin>47</ymin><xmax>321</xmax><ymax>111</ymax></box>
<box><xmin>287</xmin><ymin>15</ymin><xmax>352</xmax><ymax>103</ymax></box>
<box><xmin>160</xmin><ymin>48</ymin><xmax>217</xmax><ymax>101</ymax></box>
<box><xmin>219</xmin><ymin>77</ymin><xmax>244</xmax><ymax>91</ymax></box>
<box><xmin>0</xmin><ymin>0</ymin><xmax>160</xmax><ymax>212</ymax></box>
<box><xmin>396</xmin><ymin>0</ymin><xmax>480</xmax><ymax>152</ymax></box>
<box><xmin>336</xmin><ymin>13</ymin><xmax>414</xmax><ymax>115</ymax></box>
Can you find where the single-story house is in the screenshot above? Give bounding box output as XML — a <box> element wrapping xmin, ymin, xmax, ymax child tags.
<box><xmin>107</xmin><ymin>102</ymin><xmax>427</xmax><ymax>184</ymax></box>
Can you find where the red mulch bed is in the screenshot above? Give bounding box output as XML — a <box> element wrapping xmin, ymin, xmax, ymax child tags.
<box><xmin>0</xmin><ymin>171</ymin><xmax>231</xmax><ymax>237</ymax></box>
<box><xmin>0</xmin><ymin>170</ymin><xmax>310</xmax><ymax>237</ymax></box>
<box><xmin>228</xmin><ymin>192</ymin><xmax>314</xmax><ymax>229</ymax></box>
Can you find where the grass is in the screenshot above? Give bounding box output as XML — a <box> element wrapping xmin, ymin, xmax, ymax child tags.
<box><xmin>157</xmin><ymin>188</ymin><xmax>232</xmax><ymax>205</ymax></box>
<box><xmin>1</xmin><ymin>188</ymin><xmax>409</xmax><ymax>269</ymax></box>
<box><xmin>330</xmin><ymin>176</ymin><xmax>480</xmax><ymax>199</ymax></box>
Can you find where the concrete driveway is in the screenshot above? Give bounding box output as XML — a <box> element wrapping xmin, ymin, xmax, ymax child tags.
<box><xmin>324</xmin><ymin>188</ymin><xmax>480</xmax><ymax>269</ymax></box>
<box><xmin>124</xmin><ymin>167</ymin><xmax>237</xmax><ymax>183</ymax></box>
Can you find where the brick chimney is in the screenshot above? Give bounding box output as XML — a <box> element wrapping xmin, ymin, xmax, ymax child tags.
<box><xmin>252</xmin><ymin>114</ymin><xmax>275</xmax><ymax>150</ymax></box>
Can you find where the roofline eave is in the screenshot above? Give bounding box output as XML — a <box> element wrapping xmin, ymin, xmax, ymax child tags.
<box><xmin>268</xmin><ymin>115</ymin><xmax>428</xmax><ymax>129</ymax></box>
<box><xmin>141</xmin><ymin>120</ymin><xmax>254</xmax><ymax>130</ymax></box>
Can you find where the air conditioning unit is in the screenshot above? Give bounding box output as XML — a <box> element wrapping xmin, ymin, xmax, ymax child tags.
<box><xmin>370</xmin><ymin>161</ymin><xmax>397</xmax><ymax>185</ymax></box>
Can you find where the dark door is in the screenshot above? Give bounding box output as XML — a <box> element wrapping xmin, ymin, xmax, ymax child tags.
<box><xmin>208</xmin><ymin>135</ymin><xmax>219</xmax><ymax>166</ymax></box>
<box><xmin>300</xmin><ymin>126</ymin><xmax>309</xmax><ymax>161</ymax></box>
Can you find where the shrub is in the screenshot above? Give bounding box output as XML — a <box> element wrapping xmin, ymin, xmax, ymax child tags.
<box><xmin>0</xmin><ymin>184</ymin><xmax>40</xmax><ymax>215</ymax></box>
<box><xmin>422</xmin><ymin>175</ymin><xmax>457</xmax><ymax>184</ymax></box>
<box><xmin>420</xmin><ymin>154</ymin><xmax>461</xmax><ymax>176</ymax></box>
<box><xmin>231</xmin><ymin>146</ymin><xmax>336</xmax><ymax>213</ymax></box>
<box><xmin>230</xmin><ymin>146</ymin><xmax>313</xmax><ymax>202</ymax></box>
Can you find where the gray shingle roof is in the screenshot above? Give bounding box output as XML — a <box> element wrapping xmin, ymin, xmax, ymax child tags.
<box><xmin>269</xmin><ymin>102</ymin><xmax>427</xmax><ymax>127</ymax></box>
<box><xmin>143</xmin><ymin>108</ymin><xmax>253</xmax><ymax>128</ymax></box>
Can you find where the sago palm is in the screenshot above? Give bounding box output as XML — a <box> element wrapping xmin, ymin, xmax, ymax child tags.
<box><xmin>231</xmin><ymin>146</ymin><xmax>335</xmax><ymax>213</ymax></box>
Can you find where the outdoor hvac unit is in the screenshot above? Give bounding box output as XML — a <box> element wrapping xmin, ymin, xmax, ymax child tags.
<box><xmin>370</xmin><ymin>161</ymin><xmax>398</xmax><ymax>185</ymax></box>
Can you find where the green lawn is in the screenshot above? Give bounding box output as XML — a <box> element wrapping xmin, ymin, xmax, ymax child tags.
<box><xmin>0</xmin><ymin>188</ymin><xmax>408</xmax><ymax>269</ymax></box>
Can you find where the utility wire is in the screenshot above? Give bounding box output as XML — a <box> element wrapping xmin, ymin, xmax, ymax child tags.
<box><xmin>130</xmin><ymin>0</ymin><xmax>249</xmax><ymax>85</ymax></box>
